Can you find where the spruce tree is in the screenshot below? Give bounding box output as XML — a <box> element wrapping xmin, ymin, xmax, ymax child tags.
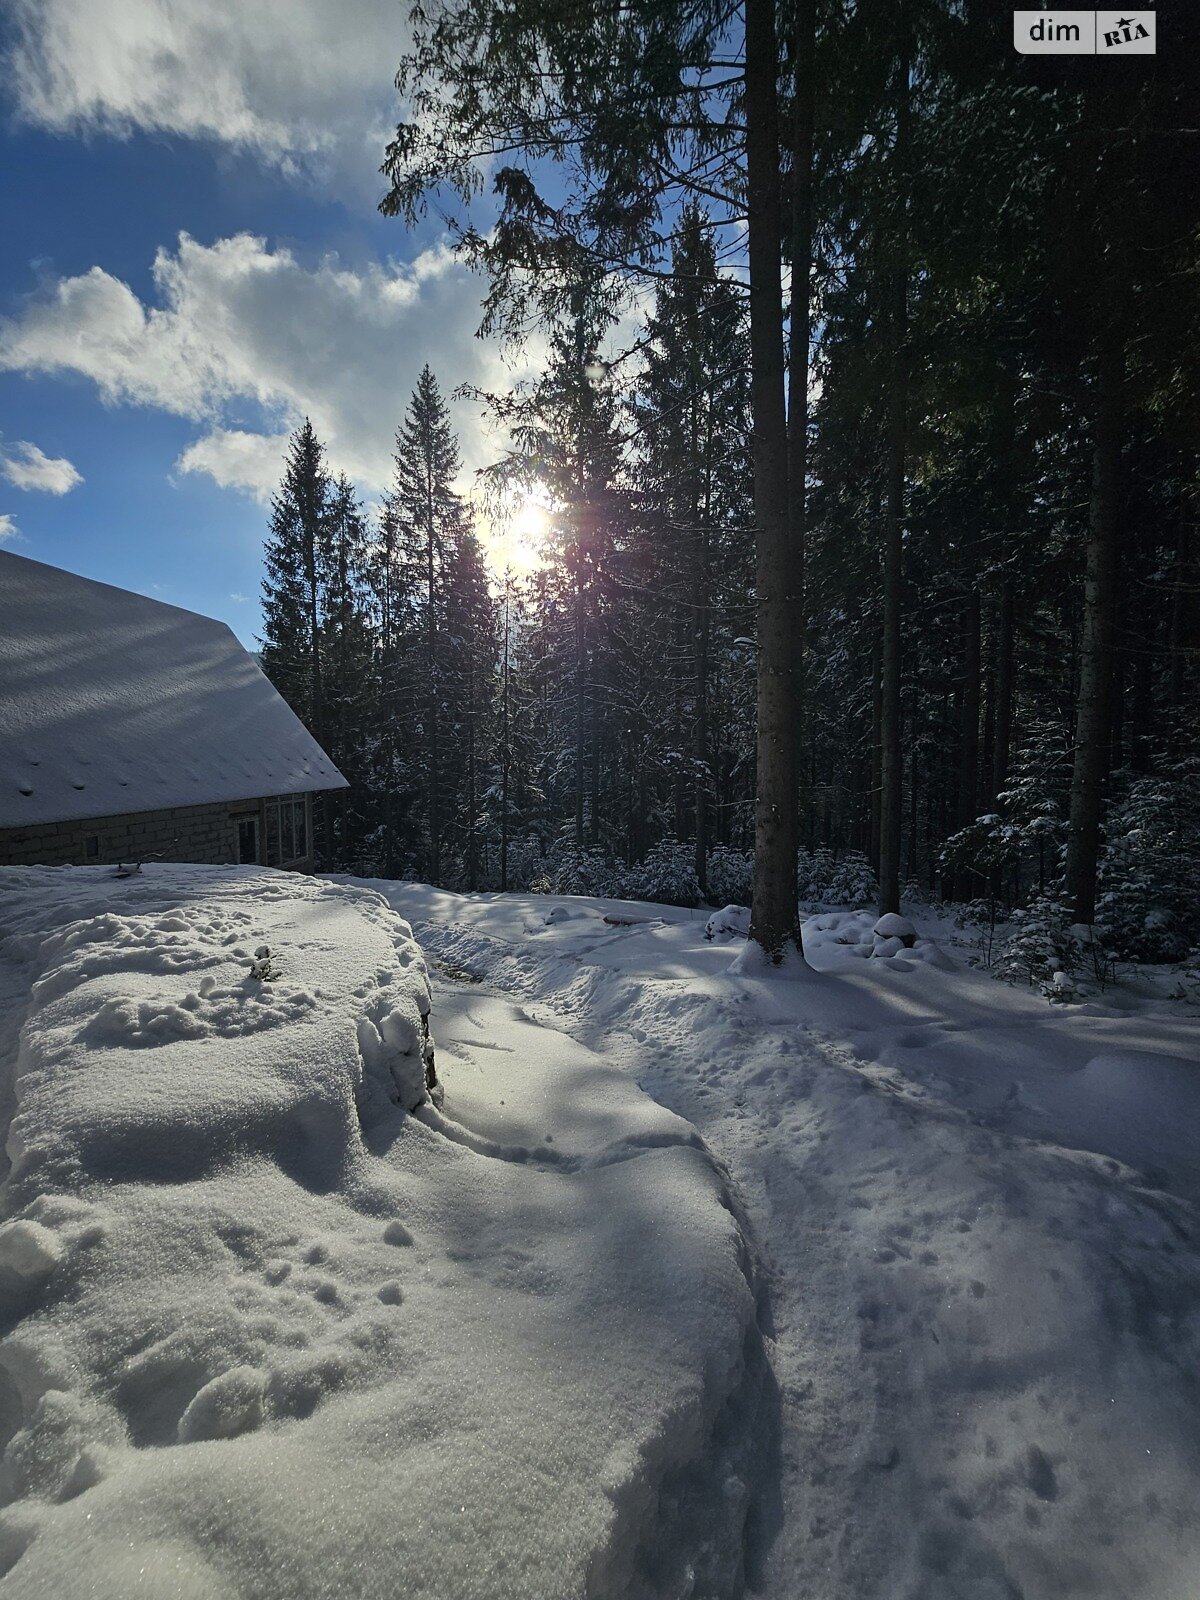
<box><xmin>389</xmin><ymin>367</ymin><xmax>470</xmax><ymax>882</ymax></box>
<box><xmin>444</xmin><ymin>529</ymin><xmax>497</xmax><ymax>889</ymax></box>
<box><xmin>320</xmin><ymin>474</ymin><xmax>375</xmax><ymax>862</ymax></box>
<box><xmin>362</xmin><ymin>500</ymin><xmax>417</xmax><ymax>875</ymax></box>
<box><xmin>260</xmin><ymin>417</ymin><xmax>332</xmax><ymax>770</ymax></box>
<box><xmin>632</xmin><ymin>208</ymin><xmax>754</xmax><ymax>891</ymax></box>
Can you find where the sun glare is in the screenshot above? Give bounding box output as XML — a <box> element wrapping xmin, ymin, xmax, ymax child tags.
<box><xmin>485</xmin><ymin>492</ymin><xmax>551</xmax><ymax>578</ymax></box>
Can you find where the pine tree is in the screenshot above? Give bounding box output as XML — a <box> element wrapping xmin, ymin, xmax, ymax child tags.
<box><xmin>260</xmin><ymin>420</ymin><xmax>332</xmax><ymax>856</ymax></box>
<box><xmin>443</xmin><ymin>529</ymin><xmax>497</xmax><ymax>888</ymax></box>
<box><xmin>320</xmin><ymin>474</ymin><xmax>375</xmax><ymax>862</ymax></box>
<box><xmin>357</xmin><ymin>500</ymin><xmax>413</xmax><ymax>875</ymax></box>
<box><xmin>632</xmin><ymin>208</ymin><xmax>753</xmax><ymax>891</ymax></box>
<box><xmin>389</xmin><ymin>367</ymin><xmax>471</xmax><ymax>881</ymax></box>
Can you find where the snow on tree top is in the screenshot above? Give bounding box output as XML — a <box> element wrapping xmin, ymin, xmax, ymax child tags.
<box><xmin>0</xmin><ymin>551</ymin><xmax>347</xmax><ymax>827</ymax></box>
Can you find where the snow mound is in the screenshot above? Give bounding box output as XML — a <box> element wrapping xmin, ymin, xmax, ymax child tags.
<box><xmin>0</xmin><ymin>866</ymin><xmax>761</xmax><ymax>1599</ymax></box>
<box><xmin>873</xmin><ymin>912</ymin><xmax>916</xmax><ymax>942</ymax></box>
<box><xmin>0</xmin><ymin>1219</ymin><xmax>63</xmax><ymax>1280</ymax></box>
<box><xmin>1015</xmin><ymin>1050</ymin><xmax>1200</xmax><ymax>1193</ymax></box>
<box><xmin>698</xmin><ymin>906</ymin><xmax>939</xmax><ymax>962</ymax></box>
<box><xmin>705</xmin><ymin>904</ymin><xmax>750</xmax><ymax>941</ymax></box>
<box><xmin>803</xmin><ymin>910</ymin><xmax>953</xmax><ymax>970</ymax></box>
<box><xmin>544</xmin><ymin>903</ymin><xmax>585</xmax><ymax>925</ymax></box>
<box><xmin>177</xmin><ymin>1366</ymin><xmax>267</xmax><ymax>1444</ymax></box>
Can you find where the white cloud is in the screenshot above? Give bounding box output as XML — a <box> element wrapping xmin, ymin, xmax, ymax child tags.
<box><xmin>230</xmin><ymin>592</ymin><xmax>249</xmax><ymax>604</ymax></box>
<box><xmin>0</xmin><ymin>440</ymin><xmax>83</xmax><ymax>494</ymax></box>
<box><xmin>0</xmin><ymin>515</ymin><xmax>19</xmax><ymax>543</ymax></box>
<box><xmin>4</xmin><ymin>0</ymin><xmax>408</xmax><ymax>191</ymax></box>
<box><xmin>176</xmin><ymin>430</ymin><xmax>289</xmax><ymax>505</ymax></box>
<box><xmin>0</xmin><ymin>233</ymin><xmax>540</xmax><ymax>500</ymax></box>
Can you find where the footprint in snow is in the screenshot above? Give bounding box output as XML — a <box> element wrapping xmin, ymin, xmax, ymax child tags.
<box><xmin>177</xmin><ymin>1366</ymin><xmax>266</xmax><ymax>1443</ymax></box>
<box><xmin>1025</xmin><ymin>1445</ymin><xmax>1058</xmax><ymax>1501</ymax></box>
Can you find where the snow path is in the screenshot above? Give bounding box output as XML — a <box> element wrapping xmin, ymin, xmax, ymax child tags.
<box><xmin>0</xmin><ymin>867</ymin><xmax>767</xmax><ymax>1600</ymax></box>
<box><xmin>371</xmin><ymin>883</ymin><xmax>1200</xmax><ymax>1600</ymax></box>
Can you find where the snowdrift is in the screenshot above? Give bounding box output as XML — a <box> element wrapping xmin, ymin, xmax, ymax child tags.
<box><xmin>0</xmin><ymin>867</ymin><xmax>763</xmax><ymax>1599</ymax></box>
<box><xmin>375</xmin><ymin>885</ymin><xmax>1200</xmax><ymax>1600</ymax></box>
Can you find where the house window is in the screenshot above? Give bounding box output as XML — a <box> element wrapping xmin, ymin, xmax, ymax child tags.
<box><xmin>264</xmin><ymin>795</ymin><xmax>310</xmax><ymax>867</ymax></box>
<box><xmin>235</xmin><ymin>815</ymin><xmax>260</xmax><ymax>865</ymax></box>
<box><xmin>84</xmin><ymin>834</ymin><xmax>100</xmax><ymax>860</ymax></box>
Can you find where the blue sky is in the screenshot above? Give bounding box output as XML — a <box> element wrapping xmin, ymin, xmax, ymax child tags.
<box><xmin>0</xmin><ymin>1</ymin><xmax>533</xmax><ymax>647</ymax></box>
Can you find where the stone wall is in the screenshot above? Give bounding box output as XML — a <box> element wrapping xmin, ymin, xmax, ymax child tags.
<box><xmin>0</xmin><ymin>797</ymin><xmax>311</xmax><ymax>871</ymax></box>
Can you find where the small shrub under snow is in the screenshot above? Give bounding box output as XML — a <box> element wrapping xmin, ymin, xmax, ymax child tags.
<box><xmin>705</xmin><ymin>905</ymin><xmax>751</xmax><ymax>941</ymax></box>
<box><xmin>1095</xmin><ymin>765</ymin><xmax>1200</xmax><ymax>964</ymax></box>
<box><xmin>705</xmin><ymin>846</ymin><xmax>754</xmax><ymax>907</ymax></box>
<box><xmin>613</xmin><ymin>843</ymin><xmax>703</xmax><ymax>907</ymax></box>
<box><xmin>993</xmin><ymin>896</ymin><xmax>1081</xmax><ymax>990</ymax></box>
<box><xmin>797</xmin><ymin>848</ymin><xmax>878</xmax><ymax>908</ymax></box>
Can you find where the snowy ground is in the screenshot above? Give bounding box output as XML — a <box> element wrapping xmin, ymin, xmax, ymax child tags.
<box><xmin>363</xmin><ymin>884</ymin><xmax>1200</xmax><ymax>1600</ymax></box>
<box><xmin>2</xmin><ymin>868</ymin><xmax>1198</xmax><ymax>1599</ymax></box>
<box><xmin>0</xmin><ymin>867</ymin><xmax>763</xmax><ymax>1600</ymax></box>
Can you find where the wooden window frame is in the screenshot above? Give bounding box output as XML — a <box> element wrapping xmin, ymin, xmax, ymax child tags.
<box><xmin>264</xmin><ymin>794</ymin><xmax>311</xmax><ymax>868</ymax></box>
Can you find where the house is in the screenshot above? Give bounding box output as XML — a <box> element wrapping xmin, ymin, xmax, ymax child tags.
<box><xmin>0</xmin><ymin>551</ymin><xmax>347</xmax><ymax>871</ymax></box>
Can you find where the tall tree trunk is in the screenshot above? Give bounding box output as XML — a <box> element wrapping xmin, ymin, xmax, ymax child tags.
<box><xmin>637</xmin><ymin>757</ymin><xmax>648</xmax><ymax>860</ymax></box>
<box><xmin>869</xmin><ymin>631</ymin><xmax>882</xmax><ymax>873</ymax></box>
<box><xmin>500</xmin><ymin>585</ymin><xmax>511</xmax><ymax>893</ymax></box>
<box><xmin>694</xmin><ymin>546</ymin><xmax>710</xmax><ymax>892</ymax></box>
<box><xmin>980</xmin><ymin>650</ymin><xmax>995</xmax><ymax>811</ymax></box>
<box><xmin>878</xmin><ymin>36</ymin><xmax>909</xmax><ymax>918</ymax></box>
<box><xmin>906</xmin><ymin>702</ymin><xmax>919</xmax><ymax>884</ymax></box>
<box><xmin>333</xmin><ymin>533</ymin><xmax>350</xmax><ymax>860</ymax></box>
<box><xmin>589</xmin><ymin>686</ymin><xmax>601</xmax><ymax>847</ymax></box>
<box><xmin>992</xmin><ymin>578</ymin><xmax>1015</xmax><ymax>802</ymax></box>
<box><xmin>879</xmin><ymin>303</ymin><xmax>906</xmax><ymax>916</ymax></box>
<box><xmin>579</xmin><ymin>595</ymin><xmax>588</xmax><ymax>851</ymax></box>
<box><xmin>304</xmin><ymin>526</ymin><xmax>326</xmax><ymax>866</ymax></box>
<box><xmin>788</xmin><ymin>0</ymin><xmax>815</xmax><ymax>858</ymax></box>
<box><xmin>1065</xmin><ymin>327</ymin><xmax>1123</xmax><ymax>923</ymax></box>
<box><xmin>426</xmin><ymin>500</ymin><xmax>441</xmax><ymax>883</ymax></box>
<box><xmin>467</xmin><ymin>648</ymin><xmax>479</xmax><ymax>891</ymax></box>
<box><xmin>1109</xmin><ymin>644</ymin><xmax>1126</xmax><ymax>770</ymax></box>
<box><xmin>574</xmin><ymin>564</ymin><xmax>585</xmax><ymax>847</ymax></box>
<box><xmin>746</xmin><ymin>0</ymin><xmax>802</xmax><ymax>959</ymax></box>
<box><xmin>692</xmin><ymin>283</ymin><xmax>711</xmax><ymax>893</ymax></box>
<box><xmin>673</xmin><ymin>609</ymin><xmax>687</xmax><ymax>838</ymax></box>
<box><xmin>572</xmin><ymin>314</ymin><xmax>590</xmax><ymax>853</ymax></box>
<box><xmin>1168</xmin><ymin>501</ymin><xmax>1198</xmax><ymax>748</ymax></box>
<box><xmin>991</xmin><ymin>372</ymin><xmax>1018</xmax><ymax>806</ymax></box>
<box><xmin>952</xmin><ymin>589</ymin><xmax>981</xmax><ymax>899</ymax></box>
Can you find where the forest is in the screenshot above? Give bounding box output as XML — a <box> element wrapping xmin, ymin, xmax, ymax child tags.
<box><xmin>259</xmin><ymin>0</ymin><xmax>1200</xmax><ymax>971</ymax></box>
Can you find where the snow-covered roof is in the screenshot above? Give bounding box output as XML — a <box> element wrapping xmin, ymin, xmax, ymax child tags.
<box><xmin>0</xmin><ymin>551</ymin><xmax>348</xmax><ymax>827</ymax></box>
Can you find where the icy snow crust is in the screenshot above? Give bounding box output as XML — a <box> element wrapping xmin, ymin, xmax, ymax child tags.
<box><xmin>368</xmin><ymin>884</ymin><xmax>1200</xmax><ymax>1600</ymax></box>
<box><xmin>0</xmin><ymin>551</ymin><xmax>347</xmax><ymax>828</ymax></box>
<box><xmin>0</xmin><ymin>867</ymin><xmax>762</xmax><ymax>1599</ymax></box>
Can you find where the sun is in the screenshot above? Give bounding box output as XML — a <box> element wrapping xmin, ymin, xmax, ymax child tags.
<box><xmin>512</xmin><ymin>496</ymin><xmax>550</xmax><ymax>545</ymax></box>
<box><xmin>484</xmin><ymin>491</ymin><xmax>551</xmax><ymax>578</ymax></box>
